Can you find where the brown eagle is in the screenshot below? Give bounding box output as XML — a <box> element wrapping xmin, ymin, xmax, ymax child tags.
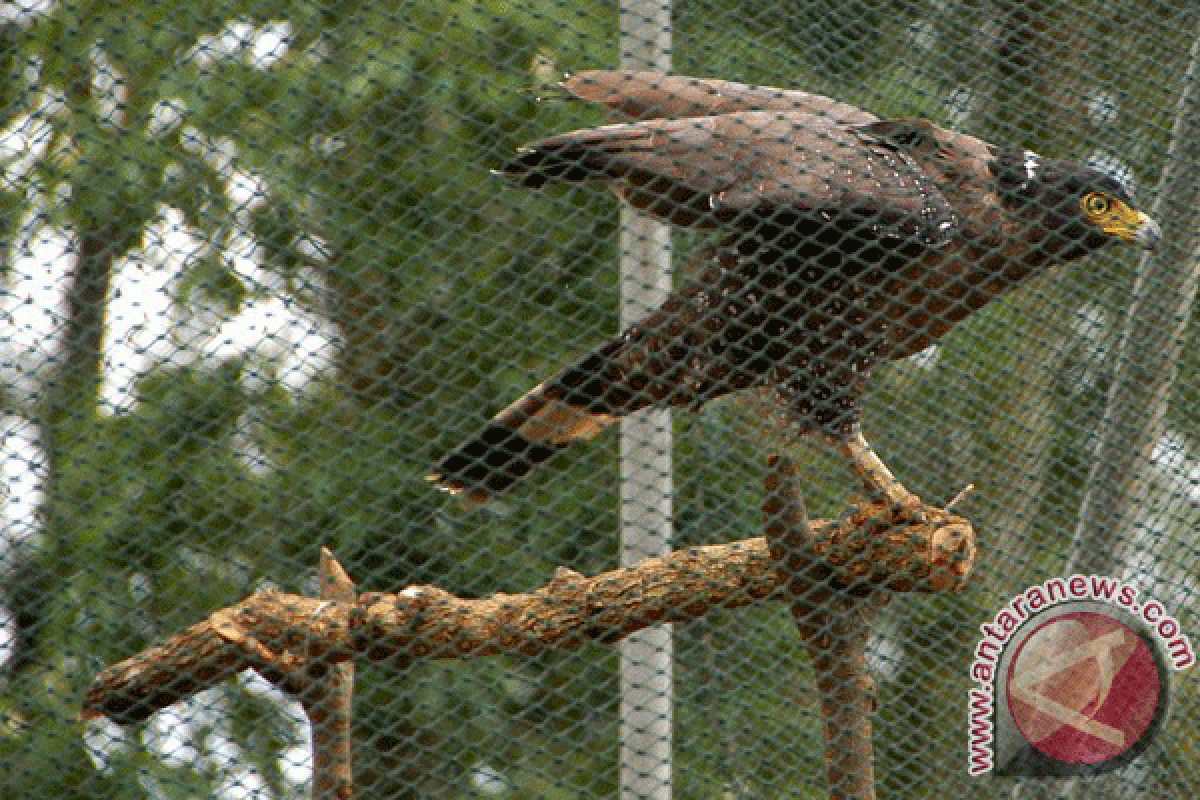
<box><xmin>428</xmin><ymin>71</ymin><xmax>1161</xmax><ymax>509</ymax></box>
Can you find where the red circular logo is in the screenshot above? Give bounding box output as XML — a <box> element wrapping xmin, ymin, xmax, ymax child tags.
<box><xmin>1006</xmin><ymin>611</ymin><xmax>1162</xmax><ymax>765</ymax></box>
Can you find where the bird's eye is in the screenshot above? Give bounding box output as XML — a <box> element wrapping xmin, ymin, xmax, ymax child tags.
<box><xmin>1083</xmin><ymin>193</ymin><xmax>1113</xmax><ymax>215</ymax></box>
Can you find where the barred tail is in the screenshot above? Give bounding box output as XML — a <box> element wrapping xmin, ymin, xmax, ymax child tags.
<box><xmin>427</xmin><ymin>350</ymin><xmax>633</xmax><ymax>504</ymax></box>
<box><xmin>430</xmin><ymin>247</ymin><xmax>756</xmax><ymax>504</ymax></box>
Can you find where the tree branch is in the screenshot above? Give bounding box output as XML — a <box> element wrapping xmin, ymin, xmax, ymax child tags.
<box><xmin>765</xmin><ymin>455</ymin><xmax>886</xmax><ymax>800</ymax></box>
<box><xmin>303</xmin><ymin>549</ymin><xmax>356</xmax><ymax>800</ymax></box>
<box><xmin>84</xmin><ymin>506</ymin><xmax>974</xmax><ymax>727</ymax></box>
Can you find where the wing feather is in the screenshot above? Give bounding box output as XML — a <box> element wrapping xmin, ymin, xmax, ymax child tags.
<box><xmin>503</xmin><ymin>111</ymin><xmax>960</xmax><ymax>243</ymax></box>
<box><xmin>560</xmin><ymin>70</ymin><xmax>879</xmax><ymax>125</ymax></box>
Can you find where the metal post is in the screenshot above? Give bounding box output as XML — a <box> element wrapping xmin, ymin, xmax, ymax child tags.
<box><xmin>618</xmin><ymin>3</ymin><xmax>673</xmax><ymax>799</ymax></box>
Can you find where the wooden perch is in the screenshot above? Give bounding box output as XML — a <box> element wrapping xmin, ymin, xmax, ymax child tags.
<box><xmin>304</xmin><ymin>550</ymin><xmax>356</xmax><ymax>800</ymax></box>
<box><xmin>765</xmin><ymin>455</ymin><xmax>887</xmax><ymax>800</ymax></box>
<box><xmin>84</xmin><ymin>505</ymin><xmax>974</xmax><ymax>726</ymax></box>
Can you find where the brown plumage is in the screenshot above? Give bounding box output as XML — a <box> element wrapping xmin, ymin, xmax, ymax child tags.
<box><xmin>429</xmin><ymin>71</ymin><xmax>1160</xmax><ymax>507</ymax></box>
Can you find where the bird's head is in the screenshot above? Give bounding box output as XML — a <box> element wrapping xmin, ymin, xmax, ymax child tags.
<box><xmin>992</xmin><ymin>150</ymin><xmax>1161</xmax><ymax>260</ymax></box>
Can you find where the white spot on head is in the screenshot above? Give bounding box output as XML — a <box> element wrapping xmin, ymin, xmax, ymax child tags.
<box><xmin>1022</xmin><ymin>150</ymin><xmax>1041</xmax><ymax>185</ymax></box>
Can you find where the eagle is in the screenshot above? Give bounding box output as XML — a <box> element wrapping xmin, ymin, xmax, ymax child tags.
<box><xmin>428</xmin><ymin>71</ymin><xmax>1161</xmax><ymax>511</ymax></box>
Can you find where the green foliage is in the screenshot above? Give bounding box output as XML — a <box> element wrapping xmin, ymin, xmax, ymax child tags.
<box><xmin>2</xmin><ymin>0</ymin><xmax>1197</xmax><ymax>797</ymax></box>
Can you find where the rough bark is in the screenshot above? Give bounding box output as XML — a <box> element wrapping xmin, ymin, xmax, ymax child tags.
<box><xmin>84</xmin><ymin>506</ymin><xmax>974</xmax><ymax>726</ymax></box>
<box><xmin>764</xmin><ymin>455</ymin><xmax>956</xmax><ymax>800</ymax></box>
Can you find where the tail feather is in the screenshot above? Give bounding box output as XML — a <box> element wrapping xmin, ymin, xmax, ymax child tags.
<box><xmin>427</xmin><ymin>378</ymin><xmax>622</xmax><ymax>505</ymax></box>
<box><xmin>426</xmin><ymin>421</ymin><xmax>566</xmax><ymax>505</ymax></box>
<box><xmin>430</xmin><ymin>245</ymin><xmax>773</xmax><ymax>505</ymax></box>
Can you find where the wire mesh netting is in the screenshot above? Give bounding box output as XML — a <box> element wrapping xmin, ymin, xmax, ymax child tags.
<box><xmin>2</xmin><ymin>0</ymin><xmax>1198</xmax><ymax>797</ymax></box>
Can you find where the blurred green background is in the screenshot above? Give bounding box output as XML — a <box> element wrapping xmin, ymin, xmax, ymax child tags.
<box><xmin>0</xmin><ymin>0</ymin><xmax>1196</xmax><ymax>797</ymax></box>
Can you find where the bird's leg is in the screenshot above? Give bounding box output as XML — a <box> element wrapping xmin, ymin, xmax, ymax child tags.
<box><xmin>829</xmin><ymin>429</ymin><xmax>927</xmax><ymax>519</ymax></box>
